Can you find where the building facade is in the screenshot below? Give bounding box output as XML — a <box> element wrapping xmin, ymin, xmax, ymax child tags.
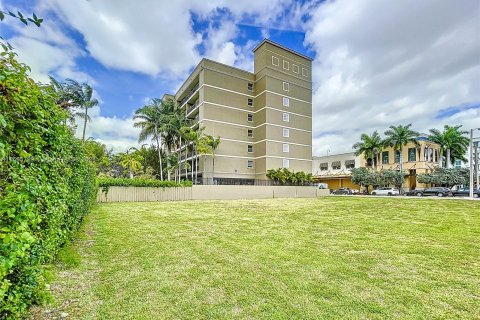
<box><xmin>170</xmin><ymin>39</ymin><xmax>313</xmax><ymax>184</ymax></box>
<box><xmin>313</xmin><ymin>137</ymin><xmax>443</xmax><ymax>191</ymax></box>
<box><xmin>313</xmin><ymin>152</ymin><xmax>360</xmax><ymax>190</ymax></box>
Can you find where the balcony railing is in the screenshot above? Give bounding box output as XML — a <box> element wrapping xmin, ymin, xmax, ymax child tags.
<box><xmin>179</xmin><ymin>83</ymin><xmax>199</xmax><ymax>107</ymax></box>
<box><xmin>186</xmin><ymin>100</ymin><xmax>199</xmax><ymax>116</ymax></box>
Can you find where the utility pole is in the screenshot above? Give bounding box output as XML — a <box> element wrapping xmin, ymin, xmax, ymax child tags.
<box><xmin>470</xmin><ymin>128</ymin><xmax>480</xmax><ymax>198</ymax></box>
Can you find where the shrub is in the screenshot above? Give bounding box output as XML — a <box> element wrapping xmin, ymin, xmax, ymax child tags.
<box><xmin>97</xmin><ymin>177</ymin><xmax>192</xmax><ymax>190</ymax></box>
<box><xmin>0</xmin><ymin>44</ymin><xmax>97</xmax><ymax>318</ymax></box>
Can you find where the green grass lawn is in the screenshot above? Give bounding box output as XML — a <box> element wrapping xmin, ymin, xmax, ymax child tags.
<box><xmin>32</xmin><ymin>198</ymin><xmax>480</xmax><ymax>319</ymax></box>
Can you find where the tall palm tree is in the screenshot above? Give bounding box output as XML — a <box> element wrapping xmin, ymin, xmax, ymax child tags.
<box><xmin>207</xmin><ymin>135</ymin><xmax>221</xmax><ymax>183</ymax></box>
<box><xmin>49</xmin><ymin>76</ymin><xmax>92</xmax><ymax>126</ymax></box>
<box><xmin>197</xmin><ymin>135</ymin><xmax>213</xmax><ymax>184</ymax></box>
<box><xmin>133</xmin><ymin>101</ymin><xmax>164</xmax><ymax>180</ymax></box>
<box><xmin>352</xmin><ymin>131</ymin><xmax>384</xmax><ymax>170</ymax></box>
<box><xmin>62</xmin><ymin>80</ymin><xmax>98</xmax><ymax>142</ymax></box>
<box><xmin>429</xmin><ymin>125</ymin><xmax>469</xmax><ymax>168</ymax></box>
<box><xmin>383</xmin><ymin>124</ymin><xmax>419</xmax><ymax>171</ymax></box>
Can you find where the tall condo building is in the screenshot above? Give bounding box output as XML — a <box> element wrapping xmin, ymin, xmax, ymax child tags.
<box><xmin>169</xmin><ymin>39</ymin><xmax>313</xmax><ymax>184</ymax></box>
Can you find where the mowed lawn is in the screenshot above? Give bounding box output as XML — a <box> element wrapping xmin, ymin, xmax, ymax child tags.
<box><xmin>34</xmin><ymin>197</ymin><xmax>479</xmax><ymax>319</ymax></box>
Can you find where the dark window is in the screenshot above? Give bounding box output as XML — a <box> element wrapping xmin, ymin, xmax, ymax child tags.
<box><xmin>332</xmin><ymin>161</ymin><xmax>341</xmax><ymax>170</ymax></box>
<box><xmin>247</xmin><ymin>145</ymin><xmax>253</xmax><ymax>153</ymax></box>
<box><xmin>247</xmin><ymin>83</ymin><xmax>253</xmax><ymax>91</ymax></box>
<box><xmin>320</xmin><ymin>163</ymin><xmax>328</xmax><ymax>171</ymax></box>
<box><xmin>429</xmin><ymin>148</ymin><xmax>433</xmax><ymax>162</ymax></box>
<box><xmin>345</xmin><ymin>160</ymin><xmax>355</xmax><ymax>169</ymax></box>
<box><xmin>382</xmin><ymin>151</ymin><xmax>389</xmax><ymax>164</ymax></box>
<box><xmin>247</xmin><ymin>129</ymin><xmax>253</xmax><ymax>137</ymax></box>
<box><xmin>395</xmin><ymin>150</ymin><xmax>401</xmax><ymax>163</ymax></box>
<box><xmin>247</xmin><ymin>114</ymin><xmax>253</xmax><ymax>122</ymax></box>
<box><xmin>408</xmin><ymin>148</ymin><xmax>416</xmax><ymax>162</ymax></box>
<box><xmin>247</xmin><ymin>98</ymin><xmax>253</xmax><ymax>106</ymax></box>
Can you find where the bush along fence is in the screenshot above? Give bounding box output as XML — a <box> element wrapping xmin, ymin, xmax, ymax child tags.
<box><xmin>0</xmin><ymin>45</ymin><xmax>97</xmax><ymax>318</ymax></box>
<box><xmin>97</xmin><ymin>178</ymin><xmax>192</xmax><ymax>203</ymax></box>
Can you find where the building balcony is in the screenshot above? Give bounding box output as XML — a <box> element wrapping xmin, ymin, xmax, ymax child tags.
<box><xmin>178</xmin><ymin>83</ymin><xmax>199</xmax><ymax>108</ymax></box>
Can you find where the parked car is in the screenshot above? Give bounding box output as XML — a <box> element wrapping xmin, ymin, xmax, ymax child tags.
<box><xmin>371</xmin><ymin>187</ymin><xmax>399</xmax><ymax>196</ymax></box>
<box><xmin>452</xmin><ymin>188</ymin><xmax>480</xmax><ymax>198</ymax></box>
<box><xmin>409</xmin><ymin>187</ymin><xmax>453</xmax><ymax>197</ymax></box>
<box><xmin>332</xmin><ymin>188</ymin><xmax>352</xmax><ymax>195</ymax></box>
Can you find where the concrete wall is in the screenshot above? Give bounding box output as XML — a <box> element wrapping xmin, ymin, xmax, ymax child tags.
<box><xmin>97</xmin><ymin>186</ymin><xmax>330</xmax><ymax>203</ymax></box>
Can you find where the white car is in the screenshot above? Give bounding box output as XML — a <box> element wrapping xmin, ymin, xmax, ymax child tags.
<box><xmin>371</xmin><ymin>187</ymin><xmax>399</xmax><ymax>196</ymax></box>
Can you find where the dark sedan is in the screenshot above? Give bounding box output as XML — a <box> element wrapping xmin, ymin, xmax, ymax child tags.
<box><xmin>452</xmin><ymin>188</ymin><xmax>479</xmax><ymax>198</ymax></box>
<box><xmin>410</xmin><ymin>187</ymin><xmax>453</xmax><ymax>197</ymax></box>
<box><xmin>332</xmin><ymin>188</ymin><xmax>352</xmax><ymax>195</ymax></box>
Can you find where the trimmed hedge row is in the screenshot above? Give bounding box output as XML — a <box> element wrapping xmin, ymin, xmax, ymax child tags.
<box><xmin>98</xmin><ymin>178</ymin><xmax>193</xmax><ymax>189</ymax></box>
<box><xmin>0</xmin><ymin>46</ymin><xmax>97</xmax><ymax>318</ymax></box>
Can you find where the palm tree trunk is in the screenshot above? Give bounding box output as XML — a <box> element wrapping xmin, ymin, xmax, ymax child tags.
<box><xmin>167</xmin><ymin>149</ymin><xmax>171</xmax><ymax>181</ymax></box>
<box><xmin>195</xmin><ymin>151</ymin><xmax>198</xmax><ymax>184</ymax></box>
<box><xmin>154</xmin><ymin>125</ymin><xmax>163</xmax><ymax>180</ymax></box>
<box><xmin>446</xmin><ymin>149</ymin><xmax>451</xmax><ymax>168</ymax></box>
<box><xmin>399</xmin><ymin>150</ymin><xmax>403</xmax><ymax>172</ymax></box>
<box><xmin>212</xmin><ymin>156</ymin><xmax>215</xmax><ymax>184</ymax></box>
<box><xmin>82</xmin><ymin>106</ymin><xmax>88</xmax><ymax>142</ymax></box>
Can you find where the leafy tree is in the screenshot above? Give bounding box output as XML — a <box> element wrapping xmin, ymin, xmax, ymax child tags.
<box><xmin>83</xmin><ymin>139</ymin><xmax>111</xmax><ymax>174</ymax></box>
<box><xmin>352</xmin><ymin>131</ymin><xmax>383</xmax><ymax>170</ymax></box>
<box><xmin>381</xmin><ymin>169</ymin><xmax>407</xmax><ymax>190</ymax></box>
<box><xmin>417</xmin><ymin>167</ymin><xmax>469</xmax><ymax>187</ymax></box>
<box><xmin>120</xmin><ymin>151</ymin><xmax>144</xmax><ymax>179</ymax></box>
<box><xmin>384</xmin><ymin>124</ymin><xmax>419</xmax><ymax>171</ymax></box>
<box><xmin>429</xmin><ymin>125</ymin><xmax>469</xmax><ymax>168</ymax></box>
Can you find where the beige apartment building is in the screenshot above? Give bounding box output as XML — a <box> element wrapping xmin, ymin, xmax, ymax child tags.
<box><xmin>168</xmin><ymin>39</ymin><xmax>313</xmax><ymax>184</ymax></box>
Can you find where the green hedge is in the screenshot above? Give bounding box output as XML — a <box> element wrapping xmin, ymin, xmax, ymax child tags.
<box><xmin>98</xmin><ymin>178</ymin><xmax>192</xmax><ymax>189</ymax></box>
<box><xmin>0</xmin><ymin>45</ymin><xmax>97</xmax><ymax>318</ymax></box>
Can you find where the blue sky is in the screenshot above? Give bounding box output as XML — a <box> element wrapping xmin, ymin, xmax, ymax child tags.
<box><xmin>2</xmin><ymin>0</ymin><xmax>479</xmax><ymax>153</ymax></box>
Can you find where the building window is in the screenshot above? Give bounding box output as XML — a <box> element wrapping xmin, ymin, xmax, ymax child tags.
<box><xmin>247</xmin><ymin>98</ymin><xmax>253</xmax><ymax>106</ymax></box>
<box><xmin>247</xmin><ymin>160</ymin><xmax>254</xmax><ymax>169</ymax></box>
<box><xmin>282</xmin><ymin>128</ymin><xmax>289</xmax><ymax>137</ymax></box>
<box><xmin>320</xmin><ymin>162</ymin><xmax>328</xmax><ymax>171</ymax></box>
<box><xmin>247</xmin><ymin>113</ymin><xmax>253</xmax><ymax>122</ymax></box>
<box><xmin>292</xmin><ymin>64</ymin><xmax>299</xmax><ymax>74</ymax></box>
<box><xmin>282</xmin><ymin>159</ymin><xmax>290</xmax><ymax>168</ymax></box>
<box><xmin>283</xmin><ymin>97</ymin><xmax>289</xmax><ymax>107</ymax></box>
<box><xmin>247</xmin><ymin>83</ymin><xmax>253</xmax><ymax>91</ymax></box>
<box><xmin>408</xmin><ymin>148</ymin><xmax>416</xmax><ymax>162</ymax></box>
<box><xmin>247</xmin><ymin>129</ymin><xmax>253</xmax><ymax>138</ymax></box>
<box><xmin>332</xmin><ymin>161</ymin><xmax>341</xmax><ymax>170</ymax></box>
<box><xmin>272</xmin><ymin>56</ymin><xmax>279</xmax><ymax>66</ymax></box>
<box><xmin>382</xmin><ymin>151</ymin><xmax>389</xmax><ymax>164</ymax></box>
<box><xmin>247</xmin><ymin>145</ymin><xmax>253</xmax><ymax>153</ymax></box>
<box><xmin>429</xmin><ymin>148</ymin><xmax>434</xmax><ymax>162</ymax></box>
<box><xmin>282</xmin><ymin>113</ymin><xmax>289</xmax><ymax>122</ymax></box>
<box><xmin>345</xmin><ymin>160</ymin><xmax>355</xmax><ymax>169</ymax></box>
<box><xmin>283</xmin><ymin>143</ymin><xmax>289</xmax><ymax>153</ymax></box>
<box><xmin>283</xmin><ymin>82</ymin><xmax>289</xmax><ymax>91</ymax></box>
<box><xmin>434</xmin><ymin>149</ymin><xmax>438</xmax><ymax>163</ymax></box>
<box><xmin>302</xmin><ymin>68</ymin><xmax>308</xmax><ymax>77</ymax></box>
<box><xmin>283</xmin><ymin>60</ymin><xmax>289</xmax><ymax>70</ymax></box>
<box><xmin>454</xmin><ymin>159</ymin><xmax>461</xmax><ymax>169</ymax></box>
<box><xmin>395</xmin><ymin>150</ymin><xmax>401</xmax><ymax>163</ymax></box>
<box><xmin>424</xmin><ymin>146</ymin><xmax>428</xmax><ymax>161</ymax></box>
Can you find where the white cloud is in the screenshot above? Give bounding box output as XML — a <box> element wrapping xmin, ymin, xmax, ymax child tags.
<box><xmin>74</xmin><ymin>106</ymin><xmax>141</xmax><ymax>153</ymax></box>
<box><xmin>306</xmin><ymin>0</ymin><xmax>480</xmax><ymax>155</ymax></box>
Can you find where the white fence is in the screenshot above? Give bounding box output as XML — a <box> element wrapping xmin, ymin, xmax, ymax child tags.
<box><xmin>96</xmin><ymin>186</ymin><xmax>330</xmax><ymax>203</ymax></box>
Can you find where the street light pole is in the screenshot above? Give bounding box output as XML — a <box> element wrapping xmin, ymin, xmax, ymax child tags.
<box><xmin>470</xmin><ymin>129</ymin><xmax>480</xmax><ymax>198</ymax></box>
